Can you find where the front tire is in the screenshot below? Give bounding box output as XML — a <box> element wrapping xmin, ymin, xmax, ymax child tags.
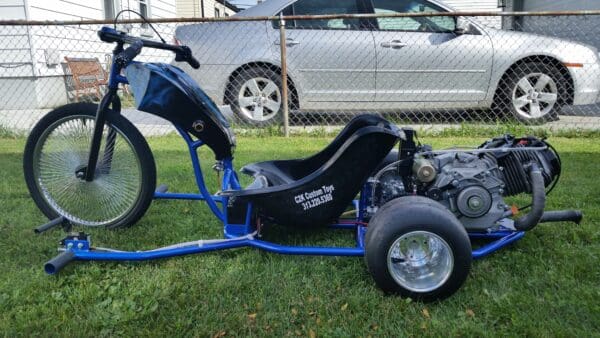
<box><xmin>23</xmin><ymin>102</ymin><xmax>156</xmax><ymax>229</ymax></box>
<box><xmin>495</xmin><ymin>62</ymin><xmax>566</xmax><ymax>124</ymax></box>
<box><xmin>364</xmin><ymin>196</ymin><xmax>472</xmax><ymax>302</ymax></box>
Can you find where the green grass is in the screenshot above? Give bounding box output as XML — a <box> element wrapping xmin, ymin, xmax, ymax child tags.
<box><xmin>1</xmin><ymin>135</ymin><xmax>599</xmax><ymax>336</ymax></box>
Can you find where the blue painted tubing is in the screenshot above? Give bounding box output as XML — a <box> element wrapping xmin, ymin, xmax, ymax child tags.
<box><xmin>249</xmin><ymin>240</ymin><xmax>364</xmax><ymax>256</ymax></box>
<box><xmin>71</xmin><ymin>232</ymin><xmax>524</xmax><ymax>263</ymax></box>
<box><xmin>472</xmin><ymin>231</ymin><xmax>525</xmax><ymax>259</ymax></box>
<box><xmin>72</xmin><ymin>239</ymin><xmax>365</xmax><ymax>263</ymax></box>
<box><xmin>469</xmin><ymin>231</ymin><xmax>515</xmax><ymax>239</ymax></box>
<box><xmin>47</xmin><ymin>230</ymin><xmax>525</xmax><ymax>274</ymax></box>
<box><xmin>69</xmin><ymin>231</ymin><xmax>523</xmax><ymax>264</ymax></box>
<box><xmin>154</xmin><ymin>191</ymin><xmax>225</xmax><ymax>203</ymax></box>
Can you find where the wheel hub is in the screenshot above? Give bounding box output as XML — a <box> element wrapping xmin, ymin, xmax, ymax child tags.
<box><xmin>238</xmin><ymin>77</ymin><xmax>281</xmax><ymax>122</ymax></box>
<box><xmin>387</xmin><ymin>231</ymin><xmax>454</xmax><ymax>293</ymax></box>
<box><xmin>511</xmin><ymin>72</ymin><xmax>558</xmax><ymax>120</ymax></box>
<box><xmin>74</xmin><ymin>165</ymin><xmax>89</xmax><ymax>181</ymax></box>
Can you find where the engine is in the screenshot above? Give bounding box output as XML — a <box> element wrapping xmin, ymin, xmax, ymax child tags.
<box><xmin>369</xmin><ymin>133</ymin><xmax>561</xmax><ymax>232</ymax></box>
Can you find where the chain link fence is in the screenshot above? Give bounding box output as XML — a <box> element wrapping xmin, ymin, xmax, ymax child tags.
<box><xmin>1</xmin><ymin>11</ymin><xmax>599</xmax><ymax>136</ymax></box>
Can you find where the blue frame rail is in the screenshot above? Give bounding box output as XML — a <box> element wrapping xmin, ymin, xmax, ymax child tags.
<box><xmin>45</xmin><ymin>227</ymin><xmax>526</xmax><ymax>274</ymax></box>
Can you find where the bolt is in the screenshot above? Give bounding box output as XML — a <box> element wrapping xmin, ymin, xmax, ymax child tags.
<box><xmin>77</xmin><ymin>243</ymin><xmax>84</xmax><ymax>249</ymax></box>
<box><xmin>67</xmin><ymin>243</ymin><xmax>73</xmax><ymax>249</ymax></box>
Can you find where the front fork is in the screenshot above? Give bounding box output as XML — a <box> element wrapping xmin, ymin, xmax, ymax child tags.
<box><xmin>83</xmin><ymin>87</ymin><xmax>121</xmax><ymax>181</ymax></box>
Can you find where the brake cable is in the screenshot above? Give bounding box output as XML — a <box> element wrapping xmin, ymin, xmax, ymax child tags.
<box><xmin>113</xmin><ymin>9</ymin><xmax>166</xmax><ymax>43</ymax></box>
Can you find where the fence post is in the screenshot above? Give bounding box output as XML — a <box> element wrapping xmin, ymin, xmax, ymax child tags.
<box><xmin>278</xmin><ymin>13</ymin><xmax>290</xmax><ymax>137</ymax></box>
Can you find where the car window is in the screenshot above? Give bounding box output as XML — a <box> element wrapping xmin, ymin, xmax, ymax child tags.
<box><xmin>279</xmin><ymin>0</ymin><xmax>362</xmax><ymax>30</ymax></box>
<box><xmin>372</xmin><ymin>0</ymin><xmax>456</xmax><ymax>32</ymax></box>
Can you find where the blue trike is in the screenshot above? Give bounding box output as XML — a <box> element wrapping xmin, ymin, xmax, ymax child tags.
<box><xmin>23</xmin><ymin>26</ymin><xmax>582</xmax><ymax>301</ymax></box>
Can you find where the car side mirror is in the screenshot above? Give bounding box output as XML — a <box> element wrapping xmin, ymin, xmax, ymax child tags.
<box><xmin>454</xmin><ymin>17</ymin><xmax>471</xmax><ymax>35</ymax></box>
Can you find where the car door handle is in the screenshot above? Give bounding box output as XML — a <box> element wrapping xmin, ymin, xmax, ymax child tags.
<box><xmin>380</xmin><ymin>40</ymin><xmax>407</xmax><ymax>49</ymax></box>
<box><xmin>274</xmin><ymin>38</ymin><xmax>301</xmax><ymax>46</ymax></box>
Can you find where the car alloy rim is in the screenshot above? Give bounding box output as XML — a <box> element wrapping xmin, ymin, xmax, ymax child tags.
<box><xmin>511</xmin><ymin>72</ymin><xmax>558</xmax><ymax>119</ymax></box>
<box><xmin>387</xmin><ymin>231</ymin><xmax>454</xmax><ymax>293</ymax></box>
<box><xmin>238</xmin><ymin>77</ymin><xmax>281</xmax><ymax>122</ymax></box>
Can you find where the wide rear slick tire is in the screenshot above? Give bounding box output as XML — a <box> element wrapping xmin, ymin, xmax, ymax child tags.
<box><xmin>23</xmin><ymin>102</ymin><xmax>156</xmax><ymax>229</ymax></box>
<box><xmin>364</xmin><ymin>196</ymin><xmax>472</xmax><ymax>302</ymax></box>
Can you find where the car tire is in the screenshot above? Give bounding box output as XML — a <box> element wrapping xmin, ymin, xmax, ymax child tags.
<box><xmin>227</xmin><ymin>66</ymin><xmax>286</xmax><ymax>126</ymax></box>
<box><xmin>494</xmin><ymin>62</ymin><xmax>566</xmax><ymax>125</ymax></box>
<box><xmin>364</xmin><ymin>196</ymin><xmax>472</xmax><ymax>302</ymax></box>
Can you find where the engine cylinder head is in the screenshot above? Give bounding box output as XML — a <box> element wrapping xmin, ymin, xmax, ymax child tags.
<box><xmin>480</xmin><ymin>135</ymin><xmax>560</xmax><ymax>196</ymax></box>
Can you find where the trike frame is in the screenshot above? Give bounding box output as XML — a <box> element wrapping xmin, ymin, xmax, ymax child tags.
<box><xmin>41</xmin><ymin>33</ymin><xmax>527</xmax><ymax>274</ymax></box>
<box><xmin>44</xmin><ymin>120</ymin><xmax>526</xmax><ymax>274</ymax></box>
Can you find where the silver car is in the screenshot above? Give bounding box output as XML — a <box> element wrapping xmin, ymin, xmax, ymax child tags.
<box><xmin>175</xmin><ymin>0</ymin><xmax>600</xmax><ymax>125</ymax></box>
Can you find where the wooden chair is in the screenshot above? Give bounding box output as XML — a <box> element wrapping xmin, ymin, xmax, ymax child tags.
<box><xmin>63</xmin><ymin>57</ymin><xmax>108</xmax><ymax>102</ymax></box>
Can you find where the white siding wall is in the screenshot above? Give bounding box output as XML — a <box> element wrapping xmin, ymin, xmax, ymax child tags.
<box><xmin>0</xmin><ymin>0</ymin><xmax>34</xmax><ymax>77</ymax></box>
<box><xmin>176</xmin><ymin>0</ymin><xmax>201</xmax><ymax>17</ymax></box>
<box><xmin>441</xmin><ymin>0</ymin><xmax>502</xmax><ymax>28</ymax></box>
<box><xmin>204</xmin><ymin>0</ymin><xmax>236</xmax><ymax>17</ymax></box>
<box><xmin>26</xmin><ymin>0</ymin><xmax>177</xmax><ymax>79</ymax></box>
<box><xmin>176</xmin><ymin>0</ymin><xmax>236</xmax><ymax>18</ymax></box>
<box><xmin>149</xmin><ymin>0</ymin><xmax>177</xmax><ymax>18</ymax></box>
<box><xmin>0</xmin><ymin>0</ymin><xmax>177</xmax><ymax>108</ymax></box>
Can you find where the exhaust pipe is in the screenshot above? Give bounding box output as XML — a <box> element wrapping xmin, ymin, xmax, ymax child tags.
<box><xmin>540</xmin><ymin>210</ymin><xmax>583</xmax><ymax>224</ymax></box>
<box><xmin>514</xmin><ymin>163</ymin><xmax>545</xmax><ymax>231</ymax></box>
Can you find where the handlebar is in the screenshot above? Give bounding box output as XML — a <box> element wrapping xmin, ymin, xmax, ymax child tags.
<box><xmin>98</xmin><ymin>26</ymin><xmax>200</xmax><ymax>69</ymax></box>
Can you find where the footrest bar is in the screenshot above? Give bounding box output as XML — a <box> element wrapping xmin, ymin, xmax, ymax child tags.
<box><xmin>34</xmin><ymin>217</ymin><xmax>69</xmax><ymax>234</ymax></box>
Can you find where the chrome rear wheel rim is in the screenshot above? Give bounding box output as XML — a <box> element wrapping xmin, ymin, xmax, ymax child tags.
<box><xmin>387</xmin><ymin>231</ymin><xmax>454</xmax><ymax>293</ymax></box>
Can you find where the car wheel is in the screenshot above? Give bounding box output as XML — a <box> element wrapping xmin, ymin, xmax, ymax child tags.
<box><xmin>228</xmin><ymin>66</ymin><xmax>284</xmax><ymax>126</ymax></box>
<box><xmin>495</xmin><ymin>62</ymin><xmax>566</xmax><ymax>125</ymax></box>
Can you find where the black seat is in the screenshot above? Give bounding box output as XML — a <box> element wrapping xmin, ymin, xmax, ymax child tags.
<box><xmin>222</xmin><ymin>115</ymin><xmax>400</xmax><ymax>227</ymax></box>
<box><xmin>240</xmin><ymin>114</ymin><xmax>398</xmax><ymax>187</ymax></box>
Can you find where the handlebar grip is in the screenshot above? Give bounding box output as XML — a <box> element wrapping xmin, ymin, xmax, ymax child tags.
<box><xmin>175</xmin><ymin>45</ymin><xmax>200</xmax><ymax>69</ymax></box>
<box><xmin>44</xmin><ymin>251</ymin><xmax>75</xmax><ymax>275</ymax></box>
<box><xmin>115</xmin><ymin>39</ymin><xmax>144</xmax><ymax>67</ymax></box>
<box><xmin>188</xmin><ymin>56</ymin><xmax>200</xmax><ymax>69</ymax></box>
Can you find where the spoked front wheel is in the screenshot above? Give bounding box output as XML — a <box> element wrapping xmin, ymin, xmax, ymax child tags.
<box><xmin>23</xmin><ymin>103</ymin><xmax>156</xmax><ymax>229</ymax></box>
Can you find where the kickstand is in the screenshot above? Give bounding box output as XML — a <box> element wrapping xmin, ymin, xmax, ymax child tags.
<box><xmin>34</xmin><ymin>216</ymin><xmax>72</xmax><ymax>234</ymax></box>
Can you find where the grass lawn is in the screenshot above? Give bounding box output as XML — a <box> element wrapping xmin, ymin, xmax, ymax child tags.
<box><xmin>0</xmin><ymin>134</ymin><xmax>599</xmax><ymax>336</ymax></box>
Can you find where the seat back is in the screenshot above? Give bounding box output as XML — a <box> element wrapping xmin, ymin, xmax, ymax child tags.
<box><xmin>288</xmin><ymin>114</ymin><xmax>397</xmax><ymax>179</ymax></box>
<box><xmin>227</xmin><ymin>122</ymin><xmax>399</xmax><ymax>227</ymax></box>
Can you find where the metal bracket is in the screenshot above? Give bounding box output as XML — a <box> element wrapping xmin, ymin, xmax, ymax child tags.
<box><xmin>60</xmin><ymin>232</ymin><xmax>91</xmax><ymax>251</ymax></box>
